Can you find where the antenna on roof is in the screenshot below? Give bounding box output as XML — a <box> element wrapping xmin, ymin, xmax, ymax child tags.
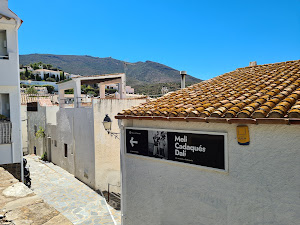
<box><xmin>180</xmin><ymin>71</ymin><xmax>187</xmax><ymax>89</ymax></box>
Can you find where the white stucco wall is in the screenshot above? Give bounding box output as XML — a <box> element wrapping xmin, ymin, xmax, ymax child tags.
<box><xmin>49</xmin><ymin>107</ymin><xmax>96</xmax><ymax>188</ymax></box>
<box><xmin>0</xmin><ymin>6</ymin><xmax>22</xmax><ymax>165</ymax></box>
<box><xmin>0</xmin><ymin>86</ymin><xmax>22</xmax><ymax>164</ymax></box>
<box><xmin>27</xmin><ymin>104</ymin><xmax>59</xmax><ymax>157</ymax></box>
<box><xmin>93</xmin><ymin>98</ymin><xmax>146</xmax><ymax>193</ymax></box>
<box><xmin>21</xmin><ymin>105</ymin><xmax>27</xmax><ymax>154</ymax></box>
<box><xmin>121</xmin><ymin>120</ymin><xmax>300</xmax><ymax>225</ymax></box>
<box><xmin>0</xmin><ymin>23</ymin><xmax>20</xmax><ymax>86</ymax></box>
<box><xmin>27</xmin><ymin>104</ymin><xmax>46</xmax><ymax>156</ymax></box>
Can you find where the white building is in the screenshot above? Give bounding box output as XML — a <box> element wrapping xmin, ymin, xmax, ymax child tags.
<box><xmin>32</xmin><ymin>69</ymin><xmax>60</xmax><ymax>80</ymax></box>
<box><xmin>0</xmin><ymin>0</ymin><xmax>23</xmax><ymax>180</ymax></box>
<box><xmin>117</xmin><ymin>60</ymin><xmax>300</xmax><ymax>225</ymax></box>
<box><xmin>20</xmin><ymin>86</ymin><xmax>48</xmax><ymax>94</ymax></box>
<box><xmin>27</xmin><ymin>73</ymin><xmax>147</xmax><ymax>196</ymax></box>
<box><xmin>20</xmin><ymin>80</ymin><xmax>59</xmax><ymax>92</ymax></box>
<box><xmin>106</xmin><ymin>83</ymin><xmax>135</xmax><ymax>94</ymax></box>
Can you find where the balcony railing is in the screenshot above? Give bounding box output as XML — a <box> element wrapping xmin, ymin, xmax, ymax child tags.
<box><xmin>0</xmin><ymin>121</ymin><xmax>12</xmax><ymax>144</ymax></box>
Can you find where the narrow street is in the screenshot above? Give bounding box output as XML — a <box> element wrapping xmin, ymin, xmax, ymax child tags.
<box><xmin>25</xmin><ymin>155</ymin><xmax>121</xmax><ymax>225</ymax></box>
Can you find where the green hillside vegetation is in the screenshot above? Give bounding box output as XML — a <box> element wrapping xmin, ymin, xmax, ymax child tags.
<box><xmin>134</xmin><ymin>82</ymin><xmax>196</xmax><ymax>96</ymax></box>
<box><xmin>20</xmin><ymin>54</ymin><xmax>202</xmax><ymax>95</ymax></box>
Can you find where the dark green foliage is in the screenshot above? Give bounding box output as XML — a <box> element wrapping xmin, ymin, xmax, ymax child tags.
<box><xmin>106</xmin><ymin>88</ymin><xmax>117</xmax><ymax>94</ymax></box>
<box><xmin>64</xmin><ymin>89</ymin><xmax>74</xmax><ymax>94</ymax></box>
<box><xmin>42</xmin><ymin>85</ymin><xmax>55</xmax><ymax>94</ymax></box>
<box><xmin>46</xmin><ymin>64</ymin><xmax>52</xmax><ymax>69</ymax></box>
<box><xmin>46</xmin><ymin>77</ymin><xmax>56</xmax><ymax>82</ymax></box>
<box><xmin>20</xmin><ymin>72</ymin><xmax>27</xmax><ymax>80</ymax></box>
<box><xmin>60</xmin><ymin>71</ymin><xmax>65</xmax><ymax>80</ymax></box>
<box><xmin>134</xmin><ymin>82</ymin><xmax>196</xmax><ymax>96</ymax></box>
<box><xmin>36</xmin><ymin>74</ymin><xmax>42</xmax><ymax>81</ymax></box>
<box><xmin>26</xmin><ymin>86</ymin><xmax>38</xmax><ymax>94</ymax></box>
<box><xmin>41</xmin><ymin>152</ymin><xmax>47</xmax><ymax>161</ymax></box>
<box><xmin>24</xmin><ymin>67</ymin><xmax>31</xmax><ymax>78</ymax></box>
<box><xmin>20</xmin><ymin>84</ymin><xmax>29</xmax><ymax>88</ymax></box>
<box><xmin>87</xmin><ymin>91</ymin><xmax>96</xmax><ymax>96</ymax></box>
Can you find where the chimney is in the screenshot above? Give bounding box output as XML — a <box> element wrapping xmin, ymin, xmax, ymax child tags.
<box><xmin>249</xmin><ymin>61</ymin><xmax>257</xmax><ymax>66</ymax></box>
<box><xmin>180</xmin><ymin>71</ymin><xmax>187</xmax><ymax>89</ymax></box>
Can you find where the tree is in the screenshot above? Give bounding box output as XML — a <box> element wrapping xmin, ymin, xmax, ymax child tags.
<box><xmin>87</xmin><ymin>91</ymin><xmax>96</xmax><ymax>97</ymax></box>
<box><xmin>60</xmin><ymin>71</ymin><xmax>65</xmax><ymax>80</ymax></box>
<box><xmin>20</xmin><ymin>72</ymin><xmax>27</xmax><ymax>80</ymax></box>
<box><xmin>25</xmin><ymin>67</ymin><xmax>29</xmax><ymax>78</ymax></box>
<box><xmin>26</xmin><ymin>86</ymin><xmax>38</xmax><ymax>94</ymax></box>
<box><xmin>46</xmin><ymin>64</ymin><xmax>52</xmax><ymax>69</ymax></box>
<box><xmin>42</xmin><ymin>85</ymin><xmax>55</xmax><ymax>94</ymax></box>
<box><xmin>36</xmin><ymin>74</ymin><xmax>42</xmax><ymax>81</ymax></box>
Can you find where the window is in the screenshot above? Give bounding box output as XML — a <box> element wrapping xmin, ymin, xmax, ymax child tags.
<box><xmin>54</xmin><ymin>140</ymin><xmax>57</xmax><ymax>147</ymax></box>
<box><xmin>0</xmin><ymin>94</ymin><xmax>10</xmax><ymax>119</ymax></box>
<box><xmin>0</xmin><ymin>30</ymin><xmax>8</xmax><ymax>59</ymax></box>
<box><xmin>27</xmin><ymin>102</ymin><xmax>38</xmax><ymax>111</ymax></box>
<box><xmin>64</xmin><ymin>144</ymin><xmax>67</xmax><ymax>157</ymax></box>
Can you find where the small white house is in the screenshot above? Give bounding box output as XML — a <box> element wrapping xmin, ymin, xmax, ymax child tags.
<box><xmin>0</xmin><ymin>0</ymin><xmax>23</xmax><ymax>180</ymax></box>
<box><xmin>32</xmin><ymin>69</ymin><xmax>60</xmax><ymax>80</ymax></box>
<box><xmin>117</xmin><ymin>60</ymin><xmax>300</xmax><ymax>225</ymax></box>
<box><xmin>106</xmin><ymin>83</ymin><xmax>135</xmax><ymax>94</ymax></box>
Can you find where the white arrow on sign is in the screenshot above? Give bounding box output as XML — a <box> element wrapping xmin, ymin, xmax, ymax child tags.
<box><xmin>130</xmin><ymin>137</ymin><xmax>138</xmax><ymax>147</ymax></box>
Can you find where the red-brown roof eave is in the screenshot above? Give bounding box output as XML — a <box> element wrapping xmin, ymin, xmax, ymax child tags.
<box><xmin>115</xmin><ymin>115</ymin><xmax>300</xmax><ymax>125</ymax></box>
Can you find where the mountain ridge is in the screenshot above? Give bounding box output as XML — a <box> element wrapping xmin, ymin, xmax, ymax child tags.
<box><xmin>19</xmin><ymin>54</ymin><xmax>201</xmax><ymax>88</ymax></box>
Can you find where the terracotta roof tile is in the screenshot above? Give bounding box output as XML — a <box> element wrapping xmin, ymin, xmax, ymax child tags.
<box><xmin>119</xmin><ymin>60</ymin><xmax>300</xmax><ymax>119</ymax></box>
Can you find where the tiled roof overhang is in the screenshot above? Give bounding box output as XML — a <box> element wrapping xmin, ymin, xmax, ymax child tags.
<box><xmin>115</xmin><ymin>115</ymin><xmax>300</xmax><ymax>125</ymax></box>
<box><xmin>117</xmin><ymin>60</ymin><xmax>300</xmax><ymax>124</ymax></box>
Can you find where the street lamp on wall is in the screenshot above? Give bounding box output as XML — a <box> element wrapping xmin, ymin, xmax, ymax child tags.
<box><xmin>102</xmin><ymin>114</ymin><xmax>119</xmax><ymax>139</ymax></box>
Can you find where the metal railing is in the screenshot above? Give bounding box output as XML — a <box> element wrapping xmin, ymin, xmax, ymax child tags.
<box><xmin>0</xmin><ymin>121</ymin><xmax>12</xmax><ymax>144</ymax></box>
<box><xmin>59</xmin><ymin>97</ymin><xmax>93</xmax><ymax>108</ymax></box>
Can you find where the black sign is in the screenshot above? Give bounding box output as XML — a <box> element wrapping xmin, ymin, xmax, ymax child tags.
<box><xmin>126</xmin><ymin>128</ymin><xmax>226</xmax><ymax>170</ymax></box>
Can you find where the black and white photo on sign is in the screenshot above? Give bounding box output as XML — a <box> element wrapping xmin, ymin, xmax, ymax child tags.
<box><xmin>148</xmin><ymin>130</ymin><xmax>168</xmax><ymax>159</ymax></box>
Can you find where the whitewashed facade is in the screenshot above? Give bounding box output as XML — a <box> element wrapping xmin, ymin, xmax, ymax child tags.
<box><xmin>0</xmin><ymin>0</ymin><xmax>23</xmax><ymax>179</ymax></box>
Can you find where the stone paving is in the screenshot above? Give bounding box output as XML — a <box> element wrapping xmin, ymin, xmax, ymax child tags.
<box><xmin>0</xmin><ymin>167</ymin><xmax>72</xmax><ymax>225</ymax></box>
<box><xmin>25</xmin><ymin>155</ymin><xmax>121</xmax><ymax>225</ymax></box>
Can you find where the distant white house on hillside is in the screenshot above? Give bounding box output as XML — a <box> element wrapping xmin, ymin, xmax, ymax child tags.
<box><xmin>32</xmin><ymin>69</ymin><xmax>60</xmax><ymax>80</ymax></box>
<box><xmin>106</xmin><ymin>83</ymin><xmax>135</xmax><ymax>94</ymax></box>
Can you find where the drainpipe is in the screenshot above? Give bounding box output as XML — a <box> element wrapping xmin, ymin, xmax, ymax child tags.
<box><xmin>180</xmin><ymin>71</ymin><xmax>187</xmax><ymax>89</ymax></box>
<box><xmin>118</xmin><ymin>119</ymin><xmax>126</xmax><ymax>224</ymax></box>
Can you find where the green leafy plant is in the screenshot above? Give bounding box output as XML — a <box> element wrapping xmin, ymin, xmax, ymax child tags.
<box><xmin>42</xmin><ymin>85</ymin><xmax>55</xmax><ymax>94</ymax></box>
<box><xmin>26</xmin><ymin>86</ymin><xmax>38</xmax><ymax>94</ymax></box>
<box><xmin>0</xmin><ymin>114</ymin><xmax>7</xmax><ymax>120</ymax></box>
<box><xmin>35</xmin><ymin>126</ymin><xmax>45</xmax><ymax>138</ymax></box>
<box><xmin>41</xmin><ymin>152</ymin><xmax>47</xmax><ymax>161</ymax></box>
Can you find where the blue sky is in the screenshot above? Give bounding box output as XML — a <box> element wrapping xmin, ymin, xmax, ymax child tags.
<box><xmin>10</xmin><ymin>0</ymin><xmax>300</xmax><ymax>80</ymax></box>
